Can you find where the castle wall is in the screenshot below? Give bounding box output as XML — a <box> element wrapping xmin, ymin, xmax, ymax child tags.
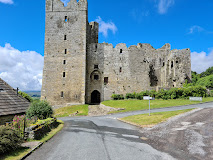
<box><xmin>86</xmin><ymin>43</ymin><xmax>191</xmax><ymax>103</ymax></box>
<box><xmin>41</xmin><ymin>0</ymin><xmax>88</xmax><ymax>106</ymax></box>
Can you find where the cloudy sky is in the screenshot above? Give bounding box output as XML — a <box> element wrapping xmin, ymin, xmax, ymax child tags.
<box><xmin>0</xmin><ymin>0</ymin><xmax>212</xmax><ymax>91</ymax></box>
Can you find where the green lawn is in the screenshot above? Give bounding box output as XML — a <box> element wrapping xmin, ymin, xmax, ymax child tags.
<box><xmin>120</xmin><ymin>109</ymin><xmax>194</xmax><ymax>127</ymax></box>
<box><xmin>102</xmin><ymin>97</ymin><xmax>213</xmax><ymax>114</ymax></box>
<box><xmin>54</xmin><ymin>105</ymin><xmax>89</xmax><ymax>117</ymax></box>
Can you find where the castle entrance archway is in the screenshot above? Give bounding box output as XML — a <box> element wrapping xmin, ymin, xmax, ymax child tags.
<box><xmin>91</xmin><ymin>90</ymin><xmax>101</xmax><ymax>104</ymax></box>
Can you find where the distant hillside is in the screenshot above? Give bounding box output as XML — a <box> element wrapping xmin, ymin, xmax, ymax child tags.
<box><xmin>25</xmin><ymin>91</ymin><xmax>41</xmax><ymax>98</ymax></box>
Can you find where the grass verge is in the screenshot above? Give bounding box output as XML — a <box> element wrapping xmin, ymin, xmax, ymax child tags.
<box><xmin>102</xmin><ymin>97</ymin><xmax>213</xmax><ymax>114</ymax></box>
<box><xmin>120</xmin><ymin>109</ymin><xmax>194</xmax><ymax>128</ymax></box>
<box><xmin>54</xmin><ymin>104</ymin><xmax>89</xmax><ymax>117</ymax></box>
<box><xmin>1</xmin><ymin>120</ymin><xmax>64</xmax><ymax>160</ymax></box>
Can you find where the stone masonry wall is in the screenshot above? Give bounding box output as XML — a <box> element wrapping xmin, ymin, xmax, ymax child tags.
<box><xmin>41</xmin><ymin>0</ymin><xmax>88</xmax><ymax>106</ymax></box>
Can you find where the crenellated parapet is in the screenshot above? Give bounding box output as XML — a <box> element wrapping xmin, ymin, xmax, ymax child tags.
<box><xmin>46</xmin><ymin>0</ymin><xmax>87</xmax><ymax>12</ymax></box>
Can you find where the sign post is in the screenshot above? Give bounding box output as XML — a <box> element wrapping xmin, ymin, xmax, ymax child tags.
<box><xmin>149</xmin><ymin>96</ymin><xmax>150</xmax><ymax>116</ymax></box>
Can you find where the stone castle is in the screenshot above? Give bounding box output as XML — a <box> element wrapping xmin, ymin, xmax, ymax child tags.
<box><xmin>41</xmin><ymin>0</ymin><xmax>191</xmax><ymax>106</ymax></box>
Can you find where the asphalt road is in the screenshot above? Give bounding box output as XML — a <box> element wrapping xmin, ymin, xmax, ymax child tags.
<box><xmin>26</xmin><ymin>102</ymin><xmax>213</xmax><ymax>160</ymax></box>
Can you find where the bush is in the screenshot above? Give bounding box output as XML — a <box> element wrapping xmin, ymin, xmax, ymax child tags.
<box><xmin>111</xmin><ymin>94</ymin><xmax>124</xmax><ymax>100</ymax></box>
<box><xmin>0</xmin><ymin>125</ymin><xmax>22</xmax><ymax>154</ymax></box>
<box><xmin>26</xmin><ymin>100</ymin><xmax>53</xmax><ymax>119</ymax></box>
<box><xmin>125</xmin><ymin>92</ymin><xmax>136</xmax><ymax>99</ymax></box>
<box><xmin>18</xmin><ymin>91</ymin><xmax>33</xmax><ymax>102</ymax></box>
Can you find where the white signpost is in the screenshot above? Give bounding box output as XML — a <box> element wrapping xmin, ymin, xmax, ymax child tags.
<box><xmin>143</xmin><ymin>96</ymin><xmax>155</xmax><ymax>116</ymax></box>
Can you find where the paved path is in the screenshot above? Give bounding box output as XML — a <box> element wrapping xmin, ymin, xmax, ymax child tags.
<box><xmin>26</xmin><ymin>102</ymin><xmax>213</xmax><ymax>160</ymax></box>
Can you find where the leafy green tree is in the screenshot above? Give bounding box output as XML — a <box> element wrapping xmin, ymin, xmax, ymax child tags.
<box><xmin>196</xmin><ymin>75</ymin><xmax>213</xmax><ymax>89</ymax></box>
<box><xmin>200</xmin><ymin>67</ymin><xmax>213</xmax><ymax>78</ymax></box>
<box><xmin>18</xmin><ymin>91</ymin><xmax>33</xmax><ymax>102</ymax></box>
<box><xmin>26</xmin><ymin>100</ymin><xmax>53</xmax><ymax>119</ymax></box>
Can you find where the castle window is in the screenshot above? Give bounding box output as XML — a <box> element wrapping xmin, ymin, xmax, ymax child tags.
<box><xmin>65</xmin><ymin>16</ymin><xmax>68</xmax><ymax>22</ymax></box>
<box><xmin>163</xmin><ymin>62</ymin><xmax>165</xmax><ymax>67</ymax></box>
<box><xmin>104</xmin><ymin>77</ymin><xmax>108</xmax><ymax>84</ymax></box>
<box><xmin>64</xmin><ymin>35</ymin><xmax>67</xmax><ymax>40</ymax></box>
<box><xmin>94</xmin><ymin>65</ymin><xmax>99</xmax><ymax>69</ymax></box>
<box><xmin>0</xmin><ymin>88</ymin><xmax>3</xmax><ymax>92</ymax></box>
<box><xmin>63</xmin><ymin>60</ymin><xmax>66</xmax><ymax>64</ymax></box>
<box><xmin>120</xmin><ymin>49</ymin><xmax>123</xmax><ymax>53</ymax></box>
<box><xmin>65</xmin><ymin>49</ymin><xmax>67</xmax><ymax>54</ymax></box>
<box><xmin>63</xmin><ymin>72</ymin><xmax>66</xmax><ymax>77</ymax></box>
<box><xmin>176</xmin><ymin>61</ymin><xmax>179</xmax><ymax>64</ymax></box>
<box><xmin>171</xmin><ymin>61</ymin><xmax>174</xmax><ymax>68</ymax></box>
<box><xmin>120</xmin><ymin>67</ymin><xmax>122</xmax><ymax>72</ymax></box>
<box><xmin>61</xmin><ymin>91</ymin><xmax>64</xmax><ymax>98</ymax></box>
<box><xmin>94</xmin><ymin>75</ymin><xmax>99</xmax><ymax>80</ymax></box>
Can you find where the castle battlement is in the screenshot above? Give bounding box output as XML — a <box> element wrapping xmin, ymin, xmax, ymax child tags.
<box><xmin>41</xmin><ymin>0</ymin><xmax>191</xmax><ymax>106</ymax></box>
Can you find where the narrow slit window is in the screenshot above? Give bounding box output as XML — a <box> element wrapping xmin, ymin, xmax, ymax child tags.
<box><xmin>104</xmin><ymin>77</ymin><xmax>108</xmax><ymax>84</ymax></box>
<box><xmin>120</xmin><ymin>49</ymin><xmax>123</xmax><ymax>53</ymax></box>
<box><xmin>65</xmin><ymin>49</ymin><xmax>67</xmax><ymax>54</ymax></box>
<box><xmin>61</xmin><ymin>91</ymin><xmax>64</xmax><ymax>98</ymax></box>
<box><xmin>63</xmin><ymin>60</ymin><xmax>66</xmax><ymax>64</ymax></box>
<box><xmin>120</xmin><ymin>67</ymin><xmax>122</xmax><ymax>72</ymax></box>
<box><xmin>171</xmin><ymin>61</ymin><xmax>174</xmax><ymax>68</ymax></box>
<box><xmin>64</xmin><ymin>35</ymin><xmax>67</xmax><ymax>40</ymax></box>
<box><xmin>63</xmin><ymin>72</ymin><xmax>66</xmax><ymax>77</ymax></box>
<box><xmin>65</xmin><ymin>16</ymin><xmax>68</xmax><ymax>22</ymax></box>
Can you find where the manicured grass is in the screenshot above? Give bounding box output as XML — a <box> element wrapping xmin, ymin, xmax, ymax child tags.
<box><xmin>102</xmin><ymin>97</ymin><xmax>213</xmax><ymax>114</ymax></box>
<box><xmin>54</xmin><ymin>105</ymin><xmax>89</xmax><ymax>117</ymax></box>
<box><xmin>1</xmin><ymin>120</ymin><xmax>64</xmax><ymax>160</ymax></box>
<box><xmin>120</xmin><ymin>109</ymin><xmax>194</xmax><ymax>127</ymax></box>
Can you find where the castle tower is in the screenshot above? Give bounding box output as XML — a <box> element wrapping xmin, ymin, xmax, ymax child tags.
<box><xmin>41</xmin><ymin>0</ymin><xmax>88</xmax><ymax>106</ymax></box>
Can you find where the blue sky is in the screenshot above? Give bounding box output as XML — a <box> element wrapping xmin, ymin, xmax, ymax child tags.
<box><xmin>0</xmin><ymin>0</ymin><xmax>213</xmax><ymax>91</ymax></box>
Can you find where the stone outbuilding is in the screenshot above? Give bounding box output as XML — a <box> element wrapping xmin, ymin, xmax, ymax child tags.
<box><xmin>0</xmin><ymin>78</ymin><xmax>30</xmax><ymax>125</ymax></box>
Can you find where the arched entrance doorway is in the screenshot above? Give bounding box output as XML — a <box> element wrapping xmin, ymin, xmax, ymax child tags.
<box><xmin>91</xmin><ymin>90</ymin><xmax>101</xmax><ymax>104</ymax></box>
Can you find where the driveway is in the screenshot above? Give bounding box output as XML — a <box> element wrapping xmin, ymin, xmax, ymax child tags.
<box><xmin>26</xmin><ymin>102</ymin><xmax>213</xmax><ymax>160</ymax></box>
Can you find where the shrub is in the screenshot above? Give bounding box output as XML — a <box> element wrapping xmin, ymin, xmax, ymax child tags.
<box><xmin>111</xmin><ymin>94</ymin><xmax>124</xmax><ymax>100</ymax></box>
<box><xmin>0</xmin><ymin>125</ymin><xmax>22</xmax><ymax>154</ymax></box>
<box><xmin>26</xmin><ymin>100</ymin><xmax>53</xmax><ymax>119</ymax></box>
<box><xmin>125</xmin><ymin>92</ymin><xmax>136</xmax><ymax>99</ymax></box>
<box><xmin>18</xmin><ymin>91</ymin><xmax>33</xmax><ymax>102</ymax></box>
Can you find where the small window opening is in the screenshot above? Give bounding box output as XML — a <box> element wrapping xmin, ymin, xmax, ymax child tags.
<box><xmin>94</xmin><ymin>75</ymin><xmax>99</xmax><ymax>80</ymax></box>
<box><xmin>63</xmin><ymin>60</ymin><xmax>66</xmax><ymax>64</ymax></box>
<box><xmin>94</xmin><ymin>65</ymin><xmax>99</xmax><ymax>69</ymax></box>
<box><xmin>171</xmin><ymin>61</ymin><xmax>174</xmax><ymax>68</ymax></box>
<box><xmin>61</xmin><ymin>91</ymin><xmax>64</xmax><ymax>98</ymax></box>
<box><xmin>65</xmin><ymin>16</ymin><xmax>68</xmax><ymax>22</ymax></box>
<box><xmin>176</xmin><ymin>61</ymin><xmax>179</xmax><ymax>64</ymax></box>
<box><xmin>119</xmin><ymin>67</ymin><xmax>122</xmax><ymax>72</ymax></box>
<box><xmin>163</xmin><ymin>62</ymin><xmax>165</xmax><ymax>67</ymax></box>
<box><xmin>0</xmin><ymin>88</ymin><xmax>3</xmax><ymax>92</ymax></box>
<box><xmin>104</xmin><ymin>77</ymin><xmax>108</xmax><ymax>84</ymax></box>
<box><xmin>64</xmin><ymin>35</ymin><xmax>67</xmax><ymax>40</ymax></box>
<box><xmin>65</xmin><ymin>49</ymin><xmax>67</xmax><ymax>54</ymax></box>
<box><xmin>63</xmin><ymin>72</ymin><xmax>66</xmax><ymax>77</ymax></box>
<box><xmin>120</xmin><ymin>49</ymin><xmax>123</xmax><ymax>53</ymax></box>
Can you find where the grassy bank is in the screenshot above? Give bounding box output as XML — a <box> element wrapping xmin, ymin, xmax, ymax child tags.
<box><xmin>120</xmin><ymin>109</ymin><xmax>194</xmax><ymax>127</ymax></box>
<box><xmin>102</xmin><ymin>97</ymin><xmax>213</xmax><ymax>113</ymax></box>
<box><xmin>54</xmin><ymin>104</ymin><xmax>89</xmax><ymax>117</ymax></box>
<box><xmin>2</xmin><ymin>120</ymin><xmax>64</xmax><ymax>160</ymax></box>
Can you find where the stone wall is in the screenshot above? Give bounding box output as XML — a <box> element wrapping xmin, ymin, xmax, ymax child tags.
<box><xmin>41</xmin><ymin>0</ymin><xmax>88</xmax><ymax>106</ymax></box>
<box><xmin>86</xmin><ymin>43</ymin><xmax>191</xmax><ymax>103</ymax></box>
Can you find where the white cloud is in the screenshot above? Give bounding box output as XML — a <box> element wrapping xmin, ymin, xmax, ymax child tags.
<box><xmin>95</xmin><ymin>16</ymin><xmax>118</xmax><ymax>37</ymax></box>
<box><xmin>188</xmin><ymin>25</ymin><xmax>213</xmax><ymax>34</ymax></box>
<box><xmin>158</xmin><ymin>0</ymin><xmax>174</xmax><ymax>14</ymax></box>
<box><xmin>0</xmin><ymin>43</ymin><xmax>44</xmax><ymax>91</ymax></box>
<box><xmin>191</xmin><ymin>49</ymin><xmax>213</xmax><ymax>73</ymax></box>
<box><xmin>0</xmin><ymin>0</ymin><xmax>13</xmax><ymax>4</ymax></box>
<box><xmin>130</xmin><ymin>9</ymin><xmax>149</xmax><ymax>23</ymax></box>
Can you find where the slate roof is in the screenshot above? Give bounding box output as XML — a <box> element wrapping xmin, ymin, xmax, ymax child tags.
<box><xmin>0</xmin><ymin>78</ymin><xmax>30</xmax><ymax>116</ymax></box>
